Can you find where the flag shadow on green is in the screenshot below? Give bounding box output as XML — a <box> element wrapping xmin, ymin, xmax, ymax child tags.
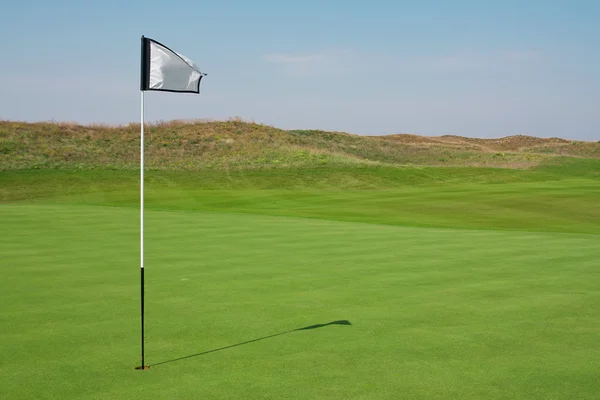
<box><xmin>150</xmin><ymin>320</ymin><xmax>352</xmax><ymax>367</ymax></box>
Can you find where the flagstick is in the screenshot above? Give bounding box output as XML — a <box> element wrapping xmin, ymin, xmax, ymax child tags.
<box><xmin>139</xmin><ymin>90</ymin><xmax>147</xmax><ymax>370</ymax></box>
<box><xmin>136</xmin><ymin>34</ymin><xmax>204</xmax><ymax>370</ymax></box>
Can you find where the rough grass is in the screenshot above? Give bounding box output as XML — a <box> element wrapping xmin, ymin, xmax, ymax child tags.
<box><xmin>2</xmin><ymin>119</ymin><xmax>598</xmax><ymax>171</ymax></box>
<box><xmin>2</xmin><ymin>154</ymin><xmax>600</xmax><ymax>235</ymax></box>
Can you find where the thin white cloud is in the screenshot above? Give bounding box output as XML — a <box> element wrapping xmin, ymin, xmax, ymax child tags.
<box><xmin>262</xmin><ymin>48</ymin><xmax>541</xmax><ymax>78</ymax></box>
<box><xmin>264</xmin><ymin>53</ymin><xmax>322</xmax><ymax>64</ymax></box>
<box><xmin>424</xmin><ymin>50</ymin><xmax>541</xmax><ymax>72</ymax></box>
<box><xmin>263</xmin><ymin>49</ymin><xmax>354</xmax><ymax>77</ymax></box>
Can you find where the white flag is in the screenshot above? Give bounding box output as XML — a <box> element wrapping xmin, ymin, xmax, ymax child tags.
<box><xmin>140</xmin><ymin>36</ymin><xmax>206</xmax><ymax>93</ymax></box>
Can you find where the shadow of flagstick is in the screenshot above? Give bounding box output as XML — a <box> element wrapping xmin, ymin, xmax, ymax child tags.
<box><xmin>149</xmin><ymin>320</ymin><xmax>352</xmax><ymax>367</ymax></box>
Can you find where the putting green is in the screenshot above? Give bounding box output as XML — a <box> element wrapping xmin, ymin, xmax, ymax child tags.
<box><xmin>2</xmin><ymin>202</ymin><xmax>599</xmax><ymax>399</ymax></box>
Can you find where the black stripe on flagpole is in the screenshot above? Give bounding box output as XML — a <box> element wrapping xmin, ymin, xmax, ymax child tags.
<box><xmin>141</xmin><ymin>267</ymin><xmax>146</xmax><ymax>367</ymax></box>
<box><xmin>140</xmin><ymin>36</ymin><xmax>150</xmax><ymax>91</ymax></box>
<box><xmin>136</xmin><ymin>267</ymin><xmax>148</xmax><ymax>370</ymax></box>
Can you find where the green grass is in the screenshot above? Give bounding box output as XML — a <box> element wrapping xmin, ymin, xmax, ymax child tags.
<box><xmin>2</xmin><ymin>158</ymin><xmax>600</xmax><ymax>399</ymax></box>
<box><xmin>2</xmin><ymin>202</ymin><xmax>599</xmax><ymax>399</ymax></box>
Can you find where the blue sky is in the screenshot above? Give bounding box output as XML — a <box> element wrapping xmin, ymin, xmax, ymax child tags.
<box><xmin>1</xmin><ymin>0</ymin><xmax>599</xmax><ymax>139</ymax></box>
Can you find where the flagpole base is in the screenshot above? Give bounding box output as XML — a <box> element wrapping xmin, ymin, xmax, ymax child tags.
<box><xmin>135</xmin><ymin>365</ymin><xmax>150</xmax><ymax>370</ymax></box>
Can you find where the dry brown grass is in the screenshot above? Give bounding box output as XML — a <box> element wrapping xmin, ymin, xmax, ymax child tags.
<box><xmin>1</xmin><ymin>119</ymin><xmax>598</xmax><ymax>171</ymax></box>
<box><xmin>376</xmin><ymin>133</ymin><xmax>600</xmax><ymax>157</ymax></box>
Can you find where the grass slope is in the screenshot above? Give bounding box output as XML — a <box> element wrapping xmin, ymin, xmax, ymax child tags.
<box><xmin>1</xmin><ymin>119</ymin><xmax>599</xmax><ymax>171</ymax></box>
<box><xmin>2</xmin><ymin>155</ymin><xmax>600</xmax><ymax>235</ymax></box>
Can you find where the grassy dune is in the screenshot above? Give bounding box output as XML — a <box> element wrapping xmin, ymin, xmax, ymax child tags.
<box><xmin>1</xmin><ymin>119</ymin><xmax>599</xmax><ymax>399</ymax></box>
<box><xmin>1</xmin><ymin>119</ymin><xmax>599</xmax><ymax>171</ymax></box>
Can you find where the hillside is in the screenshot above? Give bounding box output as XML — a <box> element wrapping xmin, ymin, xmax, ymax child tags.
<box><xmin>1</xmin><ymin>118</ymin><xmax>599</xmax><ymax>171</ymax></box>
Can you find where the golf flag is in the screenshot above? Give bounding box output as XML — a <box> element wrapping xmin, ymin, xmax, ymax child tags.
<box><xmin>140</xmin><ymin>36</ymin><xmax>207</xmax><ymax>93</ymax></box>
<box><xmin>137</xmin><ymin>36</ymin><xmax>207</xmax><ymax>370</ymax></box>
